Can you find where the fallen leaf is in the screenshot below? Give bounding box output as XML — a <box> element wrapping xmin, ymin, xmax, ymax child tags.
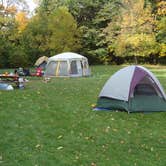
<box><xmin>57</xmin><ymin>146</ymin><xmax>63</xmax><ymax>150</ymax></box>
<box><xmin>91</xmin><ymin>162</ymin><xmax>96</xmax><ymax>166</ymax></box>
<box><xmin>150</xmin><ymin>147</ymin><xmax>154</xmax><ymax>151</ymax></box>
<box><xmin>57</xmin><ymin>135</ymin><xmax>63</xmax><ymax>139</ymax></box>
<box><xmin>127</xmin><ymin>131</ymin><xmax>131</xmax><ymax>134</ymax></box>
<box><xmin>112</xmin><ymin>128</ymin><xmax>117</xmax><ymax>132</ymax></box>
<box><xmin>105</xmin><ymin>126</ymin><xmax>110</xmax><ymax>133</ymax></box>
<box><xmin>35</xmin><ymin>144</ymin><xmax>41</xmax><ymax>148</ymax></box>
<box><xmin>120</xmin><ymin>140</ymin><xmax>125</xmax><ymax>144</ymax></box>
<box><xmin>91</xmin><ymin>104</ymin><xmax>96</xmax><ymax>108</ymax></box>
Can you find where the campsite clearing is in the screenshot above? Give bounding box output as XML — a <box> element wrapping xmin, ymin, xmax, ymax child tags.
<box><xmin>0</xmin><ymin>65</ymin><xmax>165</xmax><ymax>166</ymax></box>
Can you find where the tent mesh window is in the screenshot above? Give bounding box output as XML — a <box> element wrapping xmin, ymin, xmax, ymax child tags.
<box><xmin>46</xmin><ymin>61</ymin><xmax>57</xmax><ymax>76</ymax></box>
<box><xmin>58</xmin><ymin>61</ymin><xmax>68</xmax><ymax>76</ymax></box>
<box><xmin>70</xmin><ymin>61</ymin><xmax>78</xmax><ymax>74</ymax></box>
<box><xmin>134</xmin><ymin>84</ymin><xmax>157</xmax><ymax>96</ymax></box>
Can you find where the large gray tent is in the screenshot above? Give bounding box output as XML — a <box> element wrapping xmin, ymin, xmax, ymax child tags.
<box><xmin>45</xmin><ymin>52</ymin><xmax>90</xmax><ymax>77</ymax></box>
<box><xmin>95</xmin><ymin>65</ymin><xmax>166</xmax><ymax>113</ymax></box>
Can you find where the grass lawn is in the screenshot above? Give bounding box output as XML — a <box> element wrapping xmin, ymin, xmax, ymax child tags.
<box><xmin>0</xmin><ymin>65</ymin><xmax>166</xmax><ymax>166</ymax></box>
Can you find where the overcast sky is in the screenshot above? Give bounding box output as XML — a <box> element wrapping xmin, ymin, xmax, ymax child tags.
<box><xmin>26</xmin><ymin>0</ymin><xmax>37</xmax><ymax>12</ymax></box>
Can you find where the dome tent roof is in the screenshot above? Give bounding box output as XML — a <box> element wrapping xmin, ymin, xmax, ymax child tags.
<box><xmin>99</xmin><ymin>65</ymin><xmax>166</xmax><ymax>101</ymax></box>
<box><xmin>48</xmin><ymin>52</ymin><xmax>87</xmax><ymax>61</ymax></box>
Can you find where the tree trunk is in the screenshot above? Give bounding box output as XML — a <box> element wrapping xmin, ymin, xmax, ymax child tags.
<box><xmin>134</xmin><ymin>56</ymin><xmax>138</xmax><ymax>64</ymax></box>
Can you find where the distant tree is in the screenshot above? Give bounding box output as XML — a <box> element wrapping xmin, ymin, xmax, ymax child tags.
<box><xmin>0</xmin><ymin>0</ymin><xmax>30</xmax><ymax>67</ymax></box>
<box><xmin>0</xmin><ymin>0</ymin><xmax>28</xmax><ymax>13</ymax></box>
<box><xmin>22</xmin><ymin>6</ymin><xmax>81</xmax><ymax>64</ymax></box>
<box><xmin>15</xmin><ymin>11</ymin><xmax>29</xmax><ymax>33</ymax></box>
<box><xmin>155</xmin><ymin>0</ymin><xmax>166</xmax><ymax>57</ymax></box>
<box><xmin>76</xmin><ymin>0</ymin><xmax>122</xmax><ymax>64</ymax></box>
<box><xmin>0</xmin><ymin>1</ymin><xmax>17</xmax><ymax>67</ymax></box>
<box><xmin>47</xmin><ymin>7</ymin><xmax>82</xmax><ymax>54</ymax></box>
<box><xmin>21</xmin><ymin>12</ymin><xmax>50</xmax><ymax>64</ymax></box>
<box><xmin>104</xmin><ymin>0</ymin><xmax>158</xmax><ymax>63</ymax></box>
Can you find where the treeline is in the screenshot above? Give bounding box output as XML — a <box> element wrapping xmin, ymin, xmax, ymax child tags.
<box><xmin>0</xmin><ymin>0</ymin><xmax>166</xmax><ymax>68</ymax></box>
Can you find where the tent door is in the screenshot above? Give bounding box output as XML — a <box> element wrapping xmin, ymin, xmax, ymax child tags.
<box><xmin>70</xmin><ymin>60</ymin><xmax>82</xmax><ymax>76</ymax></box>
<box><xmin>133</xmin><ymin>76</ymin><xmax>160</xmax><ymax>97</ymax></box>
<box><xmin>70</xmin><ymin>60</ymin><xmax>78</xmax><ymax>75</ymax></box>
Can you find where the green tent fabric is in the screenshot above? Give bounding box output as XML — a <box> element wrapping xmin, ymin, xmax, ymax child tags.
<box><xmin>129</xmin><ymin>95</ymin><xmax>166</xmax><ymax>112</ymax></box>
<box><xmin>97</xmin><ymin>97</ymin><xmax>129</xmax><ymax>112</ymax></box>
<box><xmin>97</xmin><ymin>96</ymin><xmax>166</xmax><ymax>113</ymax></box>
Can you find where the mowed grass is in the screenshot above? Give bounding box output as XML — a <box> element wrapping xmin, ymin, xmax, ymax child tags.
<box><xmin>0</xmin><ymin>65</ymin><xmax>166</xmax><ymax>166</ymax></box>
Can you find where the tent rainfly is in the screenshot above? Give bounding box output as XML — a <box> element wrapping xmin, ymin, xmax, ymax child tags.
<box><xmin>35</xmin><ymin>56</ymin><xmax>48</xmax><ymax>69</ymax></box>
<box><xmin>44</xmin><ymin>52</ymin><xmax>91</xmax><ymax>77</ymax></box>
<box><xmin>95</xmin><ymin>65</ymin><xmax>166</xmax><ymax>113</ymax></box>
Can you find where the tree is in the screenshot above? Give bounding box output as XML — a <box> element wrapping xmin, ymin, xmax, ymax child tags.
<box><xmin>155</xmin><ymin>0</ymin><xmax>166</xmax><ymax>57</ymax></box>
<box><xmin>15</xmin><ymin>11</ymin><xmax>29</xmax><ymax>33</ymax></box>
<box><xmin>21</xmin><ymin>12</ymin><xmax>50</xmax><ymax>64</ymax></box>
<box><xmin>0</xmin><ymin>1</ymin><xmax>17</xmax><ymax>67</ymax></box>
<box><xmin>104</xmin><ymin>0</ymin><xmax>158</xmax><ymax>63</ymax></box>
<box><xmin>47</xmin><ymin>7</ymin><xmax>82</xmax><ymax>54</ymax></box>
<box><xmin>0</xmin><ymin>0</ymin><xmax>30</xmax><ymax>68</ymax></box>
<box><xmin>22</xmin><ymin>6</ymin><xmax>81</xmax><ymax>64</ymax></box>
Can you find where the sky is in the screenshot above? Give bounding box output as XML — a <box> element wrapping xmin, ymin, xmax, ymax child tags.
<box><xmin>26</xmin><ymin>0</ymin><xmax>37</xmax><ymax>12</ymax></box>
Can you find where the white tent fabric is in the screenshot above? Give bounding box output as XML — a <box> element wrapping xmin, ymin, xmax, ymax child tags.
<box><xmin>99</xmin><ymin>66</ymin><xmax>135</xmax><ymax>101</ymax></box>
<box><xmin>49</xmin><ymin>52</ymin><xmax>86</xmax><ymax>61</ymax></box>
<box><xmin>45</xmin><ymin>52</ymin><xmax>90</xmax><ymax>77</ymax></box>
<box><xmin>99</xmin><ymin>65</ymin><xmax>166</xmax><ymax>101</ymax></box>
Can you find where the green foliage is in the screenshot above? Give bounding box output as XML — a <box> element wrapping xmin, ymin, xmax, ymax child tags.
<box><xmin>104</xmin><ymin>0</ymin><xmax>159</xmax><ymax>60</ymax></box>
<box><xmin>93</xmin><ymin>0</ymin><xmax>122</xmax><ymax>28</ymax></box>
<box><xmin>22</xmin><ymin>6</ymin><xmax>82</xmax><ymax>62</ymax></box>
<box><xmin>47</xmin><ymin>7</ymin><xmax>82</xmax><ymax>53</ymax></box>
<box><xmin>0</xmin><ymin>37</ymin><xmax>10</xmax><ymax>68</ymax></box>
<box><xmin>67</xmin><ymin>0</ymin><xmax>108</xmax><ymax>26</ymax></box>
<box><xmin>8</xmin><ymin>46</ymin><xmax>29</xmax><ymax>67</ymax></box>
<box><xmin>156</xmin><ymin>16</ymin><xmax>166</xmax><ymax>44</ymax></box>
<box><xmin>113</xmin><ymin>33</ymin><xmax>159</xmax><ymax>57</ymax></box>
<box><xmin>0</xmin><ymin>0</ymin><xmax>166</xmax><ymax>67</ymax></box>
<box><xmin>159</xmin><ymin>43</ymin><xmax>166</xmax><ymax>57</ymax></box>
<box><xmin>0</xmin><ymin>1</ymin><xmax>30</xmax><ymax>67</ymax></box>
<box><xmin>155</xmin><ymin>0</ymin><xmax>166</xmax><ymax>57</ymax></box>
<box><xmin>87</xmin><ymin>48</ymin><xmax>109</xmax><ymax>64</ymax></box>
<box><xmin>22</xmin><ymin>13</ymin><xmax>51</xmax><ymax>59</ymax></box>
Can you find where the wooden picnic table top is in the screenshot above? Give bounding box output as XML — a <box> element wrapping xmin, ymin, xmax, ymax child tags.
<box><xmin>0</xmin><ymin>75</ymin><xmax>19</xmax><ymax>82</ymax></box>
<box><xmin>0</xmin><ymin>74</ymin><xmax>19</xmax><ymax>78</ymax></box>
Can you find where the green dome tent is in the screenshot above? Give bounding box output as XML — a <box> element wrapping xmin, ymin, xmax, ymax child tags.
<box><xmin>95</xmin><ymin>66</ymin><xmax>166</xmax><ymax>113</ymax></box>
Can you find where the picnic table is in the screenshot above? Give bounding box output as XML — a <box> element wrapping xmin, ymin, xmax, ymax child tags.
<box><xmin>0</xmin><ymin>74</ymin><xmax>23</xmax><ymax>88</ymax></box>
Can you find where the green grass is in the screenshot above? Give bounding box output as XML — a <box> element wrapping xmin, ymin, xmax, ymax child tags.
<box><xmin>0</xmin><ymin>65</ymin><xmax>166</xmax><ymax>166</ymax></box>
